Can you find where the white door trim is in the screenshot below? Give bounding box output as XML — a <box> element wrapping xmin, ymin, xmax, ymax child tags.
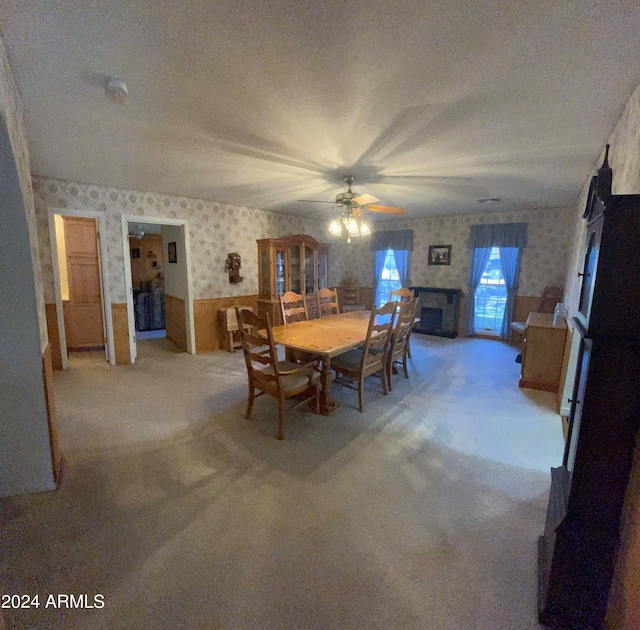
<box><xmin>121</xmin><ymin>215</ymin><xmax>195</xmax><ymax>362</ymax></box>
<box><xmin>47</xmin><ymin>207</ymin><xmax>115</xmax><ymax>367</ymax></box>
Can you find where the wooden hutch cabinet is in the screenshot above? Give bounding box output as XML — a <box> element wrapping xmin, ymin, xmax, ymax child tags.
<box><xmin>537</xmin><ymin>148</ymin><xmax>640</xmax><ymax>628</ymax></box>
<box><xmin>257</xmin><ymin>234</ymin><xmax>329</xmax><ymax>325</ymax></box>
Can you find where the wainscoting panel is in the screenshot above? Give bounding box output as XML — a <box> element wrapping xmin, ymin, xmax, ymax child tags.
<box><xmin>165</xmin><ymin>294</ymin><xmax>187</xmax><ymax>352</ymax></box>
<box><xmin>194</xmin><ymin>295</ymin><xmax>259</xmax><ymax>353</ymax></box>
<box><xmin>111</xmin><ymin>303</ymin><xmax>130</xmax><ymax>365</ymax></box>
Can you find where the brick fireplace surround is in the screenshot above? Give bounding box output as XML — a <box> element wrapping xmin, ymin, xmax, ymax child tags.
<box><xmin>410</xmin><ymin>287</ymin><xmax>461</xmax><ymax>338</ymax></box>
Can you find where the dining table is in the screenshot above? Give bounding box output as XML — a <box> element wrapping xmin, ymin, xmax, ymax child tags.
<box><xmin>269</xmin><ymin>310</ymin><xmax>378</xmax><ymax>415</ymax></box>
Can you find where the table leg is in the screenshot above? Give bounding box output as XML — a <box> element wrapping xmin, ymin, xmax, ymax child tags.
<box><xmin>319</xmin><ymin>356</ymin><xmax>340</xmax><ymax>415</ymax></box>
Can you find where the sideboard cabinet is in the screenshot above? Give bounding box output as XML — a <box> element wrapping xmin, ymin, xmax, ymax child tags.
<box><xmin>519</xmin><ymin>312</ymin><xmax>567</xmax><ymax>393</ymax></box>
<box><xmin>257</xmin><ymin>234</ymin><xmax>329</xmax><ymax>325</ymax></box>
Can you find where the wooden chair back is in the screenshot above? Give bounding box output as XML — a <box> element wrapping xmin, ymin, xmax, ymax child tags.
<box><xmin>237</xmin><ymin>308</ymin><xmax>280</xmax><ymax>394</ymax></box>
<box><xmin>341</xmin><ymin>277</ymin><xmax>365</xmax><ymax>311</ymax></box>
<box><xmin>331</xmin><ymin>301</ymin><xmax>397</xmax><ymax>412</ymax></box>
<box><xmin>389</xmin><ymin>287</ymin><xmax>414</xmax><ymax>303</ymax></box>
<box><xmin>317</xmin><ymin>287</ymin><xmax>339</xmax><ymax>317</ymax></box>
<box><xmin>361</xmin><ymin>301</ymin><xmax>397</xmax><ymax>374</ymax></box>
<box><xmin>280</xmin><ymin>291</ymin><xmax>308</xmax><ymax>324</ymax></box>
<box><xmin>387</xmin><ymin>298</ymin><xmax>417</xmax><ymax>390</ymax></box>
<box><xmin>236</xmin><ymin>308</ymin><xmax>319</xmax><ymax>440</ymax></box>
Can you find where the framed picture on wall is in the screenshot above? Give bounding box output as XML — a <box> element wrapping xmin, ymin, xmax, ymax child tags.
<box><xmin>428</xmin><ymin>245</ymin><xmax>452</xmax><ymax>266</ymax></box>
<box><xmin>131</xmin><ymin>248</ymin><xmax>140</xmax><ymax>259</ymax></box>
<box><xmin>168</xmin><ymin>241</ymin><xmax>177</xmax><ymax>263</ymax></box>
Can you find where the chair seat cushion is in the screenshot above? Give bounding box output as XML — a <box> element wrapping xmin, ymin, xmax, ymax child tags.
<box><xmin>511</xmin><ymin>321</ymin><xmax>525</xmax><ymax>333</ymax></box>
<box><xmin>261</xmin><ymin>361</ymin><xmax>319</xmax><ymax>394</ymax></box>
<box><xmin>332</xmin><ymin>349</ymin><xmax>363</xmax><ymax>371</ymax></box>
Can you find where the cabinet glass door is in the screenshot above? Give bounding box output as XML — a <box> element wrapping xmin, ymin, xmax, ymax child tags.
<box><xmin>290</xmin><ymin>245</ymin><xmax>301</xmax><ymax>294</ymax></box>
<box><xmin>304</xmin><ymin>245</ymin><xmax>315</xmax><ymax>294</ymax></box>
<box><xmin>317</xmin><ymin>251</ymin><xmax>327</xmax><ymax>290</ymax></box>
<box><xmin>275</xmin><ymin>249</ymin><xmax>286</xmax><ymax>296</ymax></box>
<box><xmin>578</xmin><ymin>231</ymin><xmax>598</xmax><ymax>324</ymax></box>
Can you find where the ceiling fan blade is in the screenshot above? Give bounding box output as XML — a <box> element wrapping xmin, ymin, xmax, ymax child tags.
<box><xmin>297</xmin><ymin>199</ymin><xmax>332</xmax><ymax>203</ymax></box>
<box><xmin>352</xmin><ymin>193</ymin><xmax>380</xmax><ymax>206</ymax></box>
<box><xmin>364</xmin><ymin>204</ymin><xmax>405</xmax><ymax>215</ymax></box>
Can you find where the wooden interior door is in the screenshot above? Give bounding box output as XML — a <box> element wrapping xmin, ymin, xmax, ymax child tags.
<box><xmin>63</xmin><ymin>217</ymin><xmax>105</xmax><ymax>350</ymax></box>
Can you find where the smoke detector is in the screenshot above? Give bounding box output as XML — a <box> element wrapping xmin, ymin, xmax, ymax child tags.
<box><xmin>105</xmin><ymin>78</ymin><xmax>128</xmax><ymax>104</ymax></box>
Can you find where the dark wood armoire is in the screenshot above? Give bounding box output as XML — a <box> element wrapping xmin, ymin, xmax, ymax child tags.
<box><xmin>538</xmin><ymin>147</ymin><xmax>640</xmax><ymax>627</ymax></box>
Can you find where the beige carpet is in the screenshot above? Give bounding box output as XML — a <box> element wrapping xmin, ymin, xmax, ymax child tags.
<box><xmin>0</xmin><ymin>335</ymin><xmax>564</xmax><ymax>629</ymax></box>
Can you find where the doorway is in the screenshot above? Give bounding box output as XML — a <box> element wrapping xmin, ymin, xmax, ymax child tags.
<box><xmin>474</xmin><ymin>247</ymin><xmax>507</xmax><ymax>334</ymax></box>
<box><xmin>128</xmin><ymin>222</ymin><xmax>166</xmax><ymax>341</ymax></box>
<box><xmin>121</xmin><ymin>215</ymin><xmax>195</xmax><ymax>363</ymax></box>
<box><xmin>48</xmin><ymin>208</ymin><xmax>115</xmax><ymax>368</ymax></box>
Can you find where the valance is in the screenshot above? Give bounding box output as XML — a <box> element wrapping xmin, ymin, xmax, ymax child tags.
<box><xmin>370</xmin><ymin>229</ymin><xmax>414</xmax><ymax>252</ymax></box>
<box><xmin>467</xmin><ymin>222</ymin><xmax>528</xmax><ymax>249</ymax></box>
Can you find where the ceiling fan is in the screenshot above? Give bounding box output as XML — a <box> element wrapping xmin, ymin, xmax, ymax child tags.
<box><xmin>298</xmin><ymin>176</ymin><xmax>405</xmax><ymax>217</ymax></box>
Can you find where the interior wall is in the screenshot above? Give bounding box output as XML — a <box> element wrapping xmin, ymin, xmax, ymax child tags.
<box><xmin>331</xmin><ymin>206</ymin><xmax>574</xmax><ymax>297</ymax></box>
<box><xmin>129</xmin><ymin>234</ymin><xmax>163</xmax><ymax>290</ymax></box>
<box><xmin>162</xmin><ymin>225</ymin><xmax>187</xmax><ymax>300</ymax></box>
<box><xmin>0</xmin><ymin>34</ymin><xmax>48</xmax><ymax>351</ymax></box>
<box><xmin>33</xmin><ymin>179</ymin><xmax>331</xmax><ymax>309</ymax></box>
<box><xmin>0</xmin><ymin>117</ymin><xmax>55</xmax><ymax>496</ymax></box>
<box><xmin>0</xmin><ymin>35</ymin><xmax>54</xmax><ymax>496</ymax></box>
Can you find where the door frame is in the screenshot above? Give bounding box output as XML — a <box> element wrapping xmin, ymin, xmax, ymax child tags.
<box><xmin>121</xmin><ymin>215</ymin><xmax>195</xmax><ymax>362</ymax></box>
<box><xmin>48</xmin><ymin>207</ymin><xmax>115</xmax><ymax>368</ymax></box>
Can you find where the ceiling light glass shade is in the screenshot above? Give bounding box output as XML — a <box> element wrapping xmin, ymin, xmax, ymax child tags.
<box><xmin>328</xmin><ymin>219</ymin><xmax>342</xmax><ymax>236</ymax></box>
<box><xmin>327</xmin><ymin>211</ymin><xmax>371</xmax><ymax>243</ymax></box>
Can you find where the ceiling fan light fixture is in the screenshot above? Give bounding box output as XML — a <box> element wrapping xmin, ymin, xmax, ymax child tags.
<box><xmin>327</xmin><ymin>211</ymin><xmax>370</xmax><ymax>243</ymax></box>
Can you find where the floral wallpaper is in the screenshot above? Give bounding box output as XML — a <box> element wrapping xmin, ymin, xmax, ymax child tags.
<box><xmin>32</xmin><ymin>177</ymin><xmax>332</xmax><ymax>304</ymax></box>
<box><xmin>0</xmin><ymin>36</ymin><xmax>47</xmax><ymax>350</ymax></box>
<box><xmin>33</xmin><ymin>174</ymin><xmax>577</xmax><ymax>306</ymax></box>
<box><xmin>334</xmin><ymin>207</ymin><xmax>575</xmax><ymax>297</ymax></box>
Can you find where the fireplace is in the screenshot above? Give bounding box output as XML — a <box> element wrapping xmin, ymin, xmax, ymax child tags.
<box><xmin>410</xmin><ymin>287</ymin><xmax>461</xmax><ymax>338</ymax></box>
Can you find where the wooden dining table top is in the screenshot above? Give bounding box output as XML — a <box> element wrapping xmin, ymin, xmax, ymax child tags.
<box><xmin>270</xmin><ymin>310</ymin><xmax>376</xmax><ymax>359</ymax></box>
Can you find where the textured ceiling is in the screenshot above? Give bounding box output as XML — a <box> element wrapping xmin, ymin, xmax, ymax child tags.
<box><xmin>1</xmin><ymin>0</ymin><xmax>640</xmax><ymax>220</ymax></box>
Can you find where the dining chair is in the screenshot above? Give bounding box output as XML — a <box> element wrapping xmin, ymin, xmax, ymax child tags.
<box><xmin>316</xmin><ymin>287</ymin><xmax>339</xmax><ymax>317</ymax></box>
<box><xmin>389</xmin><ymin>287</ymin><xmax>414</xmax><ymax>303</ymax></box>
<box><xmin>280</xmin><ymin>291</ymin><xmax>309</xmax><ymax>324</ymax></box>
<box><xmin>332</xmin><ymin>301</ymin><xmax>397</xmax><ymax>412</ymax></box>
<box><xmin>510</xmin><ymin>285</ymin><xmax>563</xmax><ymax>346</ymax></box>
<box><xmin>340</xmin><ymin>277</ymin><xmax>366</xmax><ymax>312</ymax></box>
<box><xmin>386</xmin><ymin>298</ymin><xmax>417</xmax><ymax>391</ymax></box>
<box><xmin>219</xmin><ymin>305</ymin><xmax>254</xmax><ymax>352</ymax></box>
<box><xmin>236</xmin><ymin>308</ymin><xmax>320</xmax><ymax>440</ymax></box>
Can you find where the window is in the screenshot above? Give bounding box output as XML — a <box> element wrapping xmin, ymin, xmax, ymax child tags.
<box><xmin>474</xmin><ymin>247</ymin><xmax>507</xmax><ymax>333</ymax></box>
<box><xmin>376</xmin><ymin>249</ymin><xmax>401</xmax><ymax>306</ymax></box>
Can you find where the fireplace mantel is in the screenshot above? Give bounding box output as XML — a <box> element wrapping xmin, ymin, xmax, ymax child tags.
<box><xmin>410</xmin><ymin>286</ymin><xmax>461</xmax><ymax>338</ymax></box>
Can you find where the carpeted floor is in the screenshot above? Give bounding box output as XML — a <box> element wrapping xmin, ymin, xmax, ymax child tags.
<box><xmin>0</xmin><ymin>334</ymin><xmax>563</xmax><ymax>629</ymax></box>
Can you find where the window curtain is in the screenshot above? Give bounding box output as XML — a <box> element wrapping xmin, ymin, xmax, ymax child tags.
<box><xmin>373</xmin><ymin>249</ymin><xmax>388</xmax><ymax>307</ymax></box>
<box><xmin>393</xmin><ymin>249</ymin><xmax>411</xmax><ymax>288</ymax></box>
<box><xmin>370</xmin><ymin>229</ymin><xmax>413</xmax><ymax>252</ymax></box>
<box><xmin>464</xmin><ymin>247</ymin><xmax>492</xmax><ymax>336</ymax></box>
<box><xmin>498</xmin><ymin>247</ymin><xmax>522</xmax><ymax>340</ymax></box>
<box><xmin>465</xmin><ymin>222</ymin><xmax>527</xmax><ymax>336</ymax></box>
<box><xmin>371</xmin><ymin>230</ymin><xmax>413</xmax><ymax>307</ymax></box>
<box><xmin>466</xmin><ymin>222</ymin><xmax>528</xmax><ymax>249</ymax></box>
